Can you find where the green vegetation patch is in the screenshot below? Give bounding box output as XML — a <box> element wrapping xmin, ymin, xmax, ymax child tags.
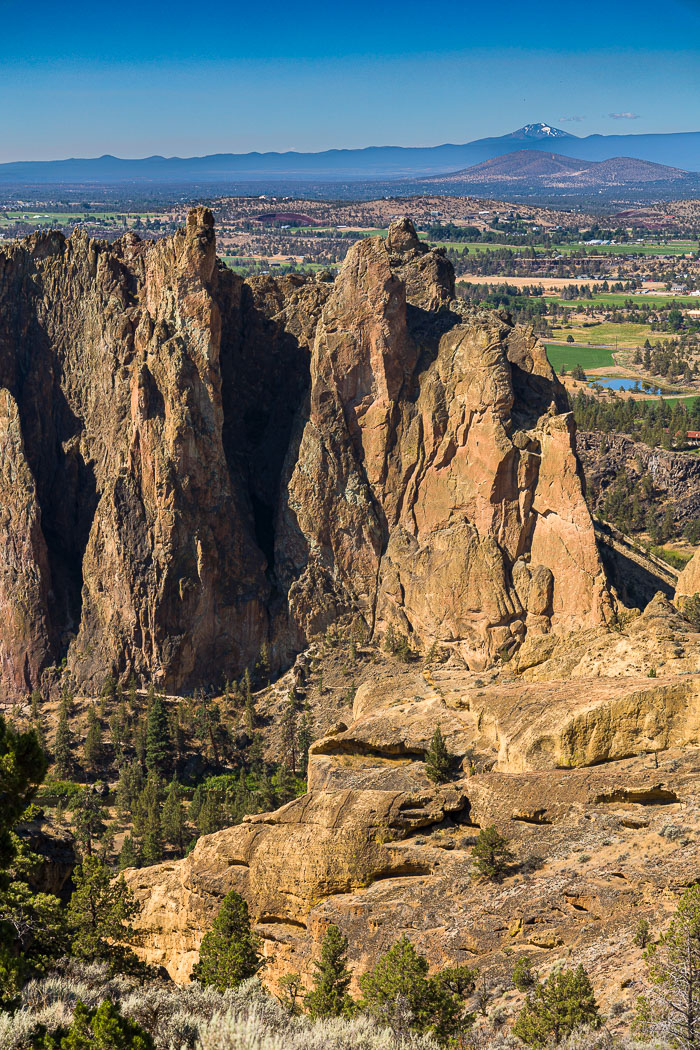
<box><xmin>550</xmin><ymin>322</ymin><xmax>655</xmax><ymax>346</ymax></box>
<box><xmin>545</xmin><ymin>343</ymin><xmax>616</xmax><ymax>371</ymax></box>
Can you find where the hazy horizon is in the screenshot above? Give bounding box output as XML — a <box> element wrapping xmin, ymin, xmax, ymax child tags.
<box><xmin>2</xmin><ymin>0</ymin><xmax>699</xmax><ymax>164</ymax></box>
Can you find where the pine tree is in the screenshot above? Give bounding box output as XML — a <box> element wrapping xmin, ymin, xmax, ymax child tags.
<box><xmin>74</xmin><ymin>787</ymin><xmax>106</xmax><ymax>857</ymax></box>
<box><xmin>116</xmin><ymin>761</ymin><xmax>143</xmax><ymax>819</ymax></box>
<box><xmin>304</xmin><ymin>924</ymin><xmax>354</xmax><ymax>1019</ymax></box>
<box><xmin>272</xmin><ymin>764</ymin><xmax>297</xmax><ymax>805</ymax></box>
<box><xmin>140</xmin><ymin>797</ymin><xmax>163</xmax><ymax>866</ymax></box>
<box><xmin>110</xmin><ymin>697</ymin><xmax>130</xmax><ymax>765</ymax></box>
<box><xmin>128</xmin><ymin>676</ymin><xmax>138</xmax><ymax>712</ymax></box>
<box><xmin>256</xmin><ymin>772</ymin><xmax>277</xmax><ymax>811</ymax></box>
<box><xmin>635</xmin><ymin>885</ymin><xmax>700</xmax><ymax>1048</ymax></box>
<box><xmin>134</xmin><ymin>715</ymin><xmax>147</xmax><ymax>770</ymax></box>
<box><xmin>247</xmin><ymin>733</ymin><xmax>264</xmax><ymax>776</ymax></box>
<box><xmin>513</xmin><ymin>964</ymin><xmax>600</xmax><ymax>1046</ymax></box>
<box><xmin>118</xmin><ymin>834</ymin><xmax>140</xmax><ymax>871</ymax></box>
<box><xmin>424</xmin><ymin>724</ymin><xmax>451</xmax><ymax>783</ymax></box>
<box><xmin>192</xmin><ymin>889</ymin><xmax>263</xmax><ymax>991</ymax></box>
<box><xmin>83</xmin><ymin>707</ymin><xmax>103</xmax><ymax>772</ymax></box>
<box><xmin>132</xmin><ymin>777</ymin><xmax>161</xmax><ymax>839</ymax></box>
<box><xmin>232</xmin><ymin>769</ymin><xmax>251</xmax><ymax>822</ymax></box>
<box><xmin>53</xmin><ymin>700</ymin><xmax>74</xmax><ymax>778</ymax></box>
<box><xmin>66</xmin><ymin>856</ymin><xmax>141</xmax><ymax>974</ymax></box>
<box><xmin>162</xmin><ymin>778</ymin><xmax>186</xmax><ymax>855</ymax></box>
<box><xmin>145</xmin><ymin>694</ymin><xmax>170</xmax><ymax>775</ymax></box>
<box><xmin>197</xmin><ymin>790</ymin><xmax>224</xmax><ymax>836</ymax></box>
<box><xmin>189</xmin><ymin>783</ymin><xmax>205</xmax><ymax>825</ymax></box>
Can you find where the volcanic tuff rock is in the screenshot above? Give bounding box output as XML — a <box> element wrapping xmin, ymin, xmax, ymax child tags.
<box><xmin>278</xmin><ymin>219</ymin><xmax>612</xmax><ymax>665</ymax></box>
<box><xmin>0</xmin><ymin>210</ymin><xmax>608</xmax><ymax>697</ymax></box>
<box><xmin>125</xmin><ymin>598</ymin><xmax>700</xmax><ymax>1019</ymax></box>
<box><xmin>676</xmin><ymin>547</ymin><xmax>700</xmax><ymax>601</ymax></box>
<box><xmin>0</xmin><ymin>209</ymin><xmax>327</xmax><ymax>697</ymax></box>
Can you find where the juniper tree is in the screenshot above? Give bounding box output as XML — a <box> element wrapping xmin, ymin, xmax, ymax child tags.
<box><xmin>0</xmin><ymin>725</ymin><xmax>61</xmax><ymax>1003</ymax></box>
<box><xmin>513</xmin><ymin>955</ymin><xmax>536</xmax><ymax>991</ymax></box>
<box><xmin>192</xmin><ymin>889</ymin><xmax>263</xmax><ymax>991</ymax></box>
<box><xmin>424</xmin><ymin>724</ymin><xmax>451</xmax><ymax>783</ymax></box>
<box><xmin>634</xmin><ymin>917</ymin><xmax>651</xmax><ymax>949</ymax></box>
<box><xmin>304</xmin><ymin>923</ymin><xmax>354</xmax><ymax>1019</ymax></box>
<box><xmin>472</xmin><ymin>825</ymin><xmax>514</xmax><ymax>879</ymax></box>
<box><xmin>0</xmin><ymin>848</ymin><xmax>67</xmax><ymax>1006</ymax></box>
<box><xmin>39</xmin><ymin>998</ymin><xmax>154</xmax><ymax>1050</ymax></box>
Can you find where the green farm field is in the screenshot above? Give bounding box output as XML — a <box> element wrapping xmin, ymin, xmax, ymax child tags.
<box><xmin>545</xmin><ymin>343</ymin><xmax>617</xmax><ymax>371</ymax></box>
<box><xmin>550</xmin><ymin>293</ymin><xmax>700</xmax><ymax>309</ymax></box>
<box><xmin>550</xmin><ymin>322</ymin><xmax>656</xmax><ymax>347</ymax></box>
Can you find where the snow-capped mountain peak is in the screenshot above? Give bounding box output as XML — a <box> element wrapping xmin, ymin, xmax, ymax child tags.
<box><xmin>515</xmin><ymin>122</ymin><xmax>572</xmax><ymax>139</ymax></box>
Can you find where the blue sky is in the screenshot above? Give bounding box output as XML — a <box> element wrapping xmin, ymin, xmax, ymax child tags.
<box><xmin>1</xmin><ymin>0</ymin><xmax>699</xmax><ymax>160</ymax></box>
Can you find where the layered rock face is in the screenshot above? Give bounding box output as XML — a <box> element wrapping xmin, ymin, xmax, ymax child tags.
<box><xmin>0</xmin><ymin>212</ymin><xmax>607</xmax><ymax>697</ymax></box>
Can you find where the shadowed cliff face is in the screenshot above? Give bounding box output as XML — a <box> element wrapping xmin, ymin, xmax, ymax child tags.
<box><xmin>0</xmin><ymin>210</ymin><xmax>610</xmax><ymax>697</ymax></box>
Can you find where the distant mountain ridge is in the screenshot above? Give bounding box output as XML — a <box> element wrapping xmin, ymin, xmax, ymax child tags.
<box><xmin>0</xmin><ymin>123</ymin><xmax>698</xmax><ymax>184</ymax></box>
<box><xmin>426</xmin><ymin>149</ymin><xmax>690</xmax><ymax>186</ymax></box>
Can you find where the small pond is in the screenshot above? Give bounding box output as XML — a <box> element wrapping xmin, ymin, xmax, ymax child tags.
<box><xmin>588</xmin><ymin>376</ymin><xmax>663</xmax><ymax>395</ymax></box>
